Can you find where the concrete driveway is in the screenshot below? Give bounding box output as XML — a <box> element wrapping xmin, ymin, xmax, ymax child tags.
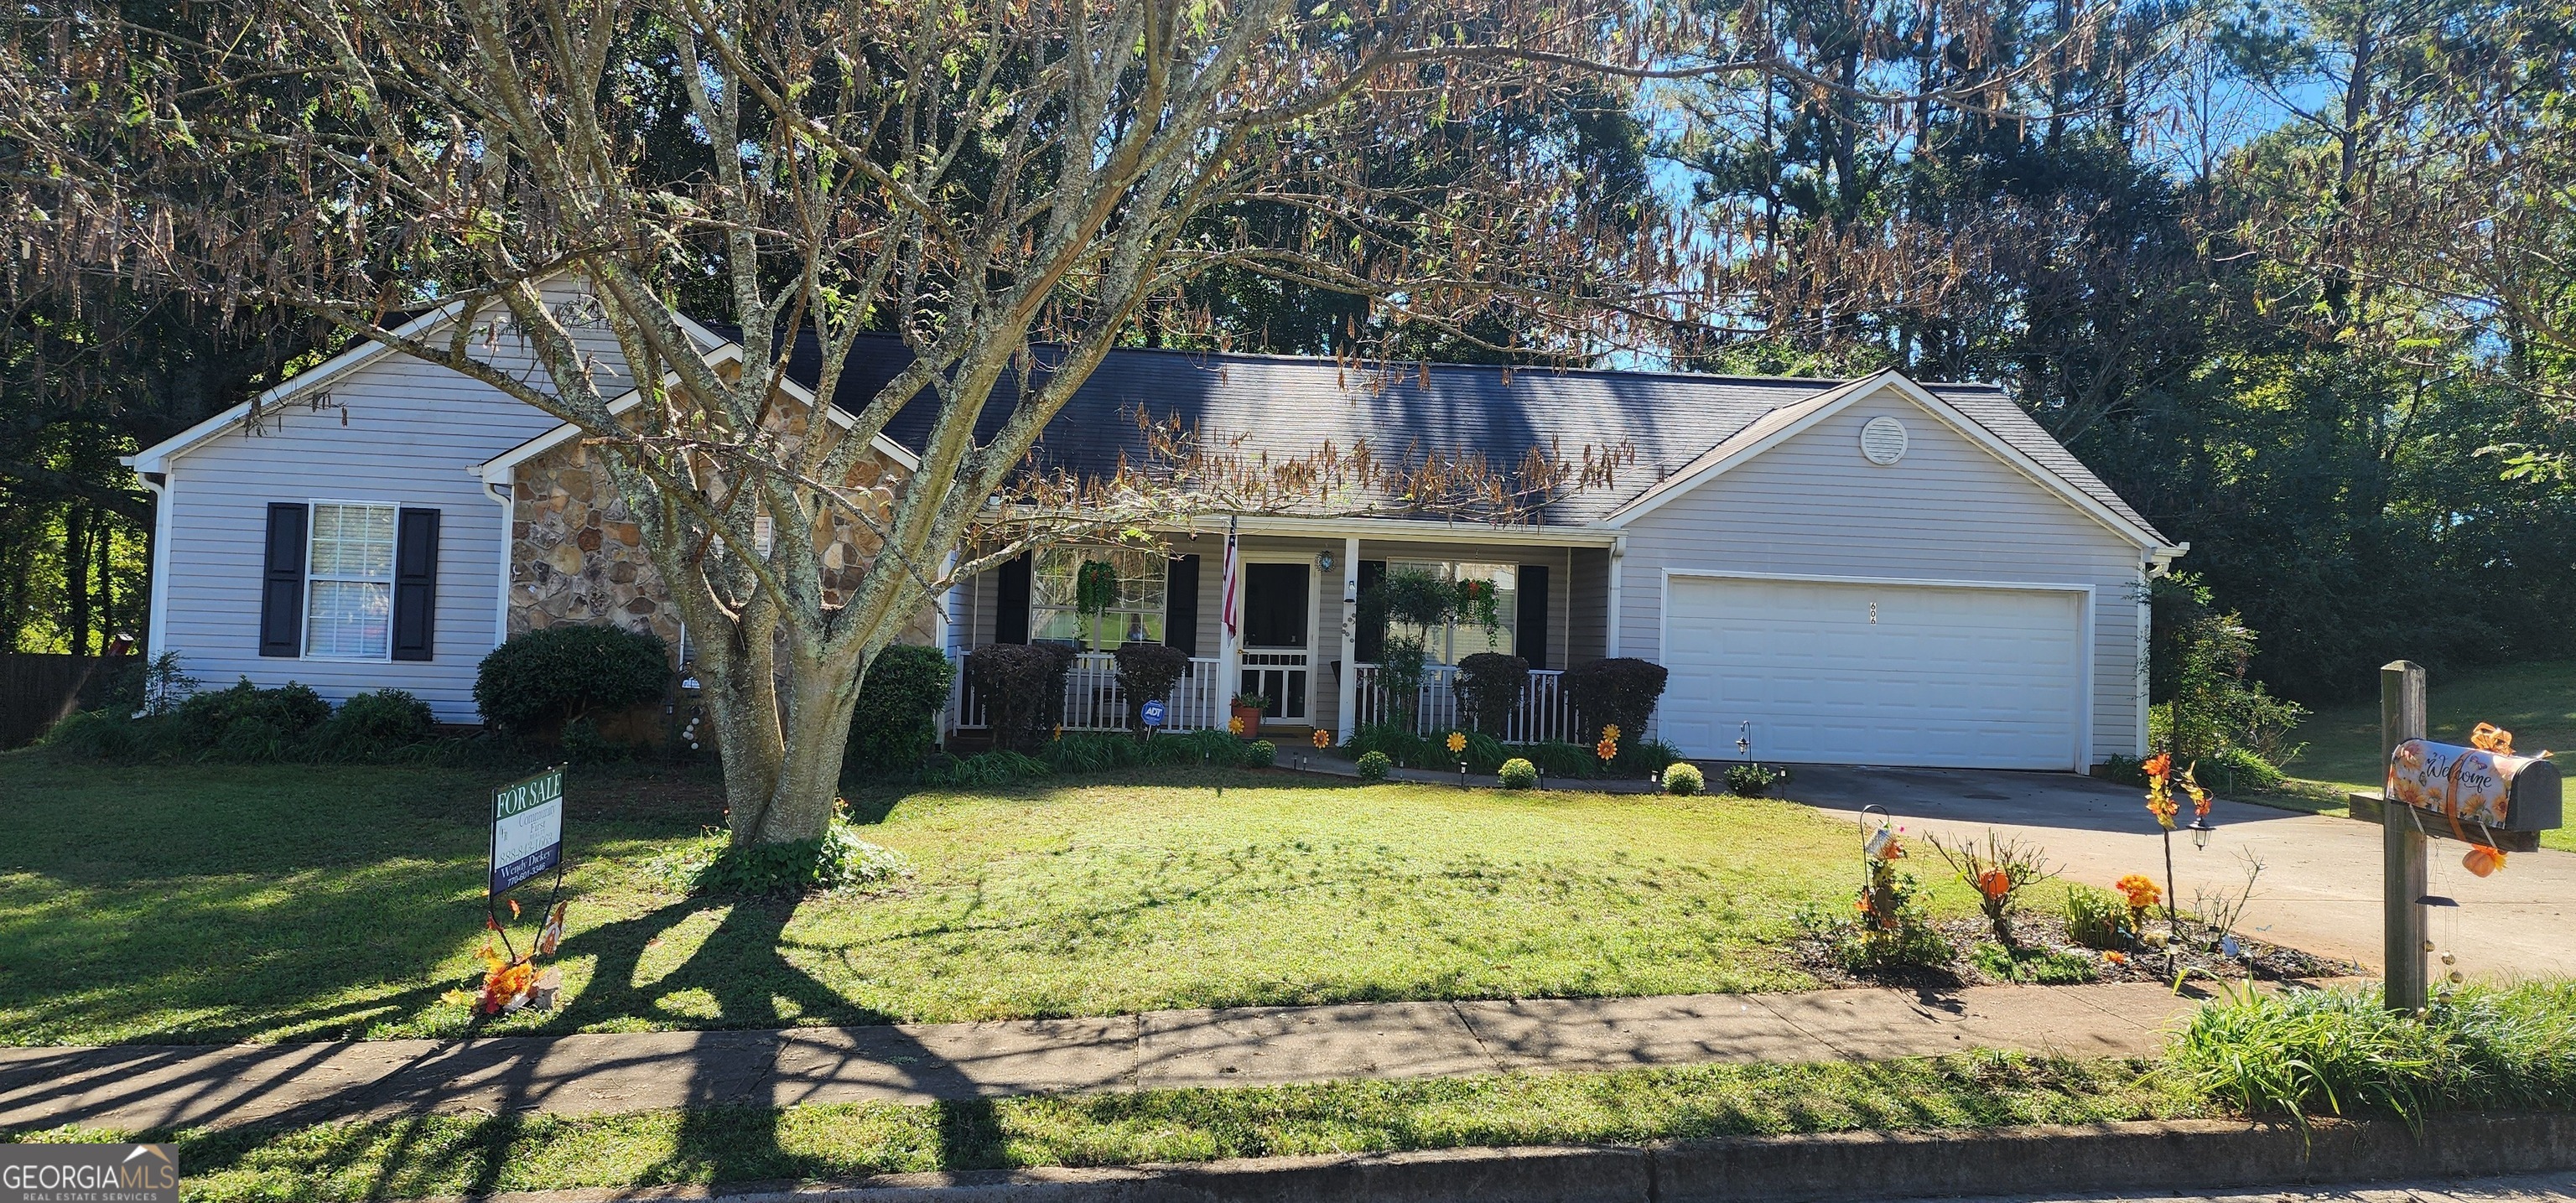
<box><xmin>1781</xmin><ymin>765</ymin><xmax>2576</xmax><ymax>983</ymax></box>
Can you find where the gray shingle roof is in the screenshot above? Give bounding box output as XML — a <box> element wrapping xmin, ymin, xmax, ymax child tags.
<box><xmin>772</xmin><ymin>334</ymin><xmax>2163</xmax><ymax>539</ymax></box>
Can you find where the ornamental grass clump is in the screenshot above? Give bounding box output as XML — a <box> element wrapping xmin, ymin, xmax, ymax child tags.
<box><xmin>2169</xmin><ymin>982</ymin><xmax>2576</xmax><ymax>1127</ymax></box>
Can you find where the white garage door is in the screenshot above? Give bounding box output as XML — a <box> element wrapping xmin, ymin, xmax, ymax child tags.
<box><xmin>1660</xmin><ymin>576</ymin><xmax>2085</xmax><ymax>770</ymax></box>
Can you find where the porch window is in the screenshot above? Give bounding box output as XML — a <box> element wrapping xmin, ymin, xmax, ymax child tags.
<box><xmin>1385</xmin><ymin>560</ymin><xmax>1517</xmax><ymax>665</ymax></box>
<box><xmin>1031</xmin><ymin>547</ymin><xmax>1167</xmax><ymax>649</ymax></box>
<box><xmin>305</xmin><ymin>502</ymin><xmax>397</xmax><ymax>659</ymax></box>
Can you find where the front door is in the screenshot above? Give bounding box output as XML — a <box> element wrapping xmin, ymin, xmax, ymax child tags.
<box><xmin>1240</xmin><ymin>562</ymin><xmax>1311</xmax><ymax>722</ymax></box>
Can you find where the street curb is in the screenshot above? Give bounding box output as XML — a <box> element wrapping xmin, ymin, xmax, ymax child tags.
<box><xmin>426</xmin><ymin>1110</ymin><xmax>2576</xmax><ymax>1203</ymax></box>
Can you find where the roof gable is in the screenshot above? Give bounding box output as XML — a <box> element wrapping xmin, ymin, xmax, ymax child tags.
<box><xmin>1602</xmin><ymin>371</ymin><xmax>2173</xmax><ymax>550</ymax></box>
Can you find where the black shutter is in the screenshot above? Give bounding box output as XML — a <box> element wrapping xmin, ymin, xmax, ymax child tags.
<box><xmin>258</xmin><ymin>503</ymin><xmax>308</xmax><ymax>656</ymax></box>
<box><xmin>1165</xmin><ymin>553</ymin><xmax>1200</xmax><ymax>656</ymax></box>
<box><xmin>994</xmin><ymin>552</ymin><xmax>1031</xmax><ymax>644</ymax></box>
<box><xmin>1514</xmin><ymin>564</ymin><xmax>1550</xmax><ymax>670</ymax></box>
<box><xmin>1354</xmin><ymin>559</ymin><xmax>1385</xmax><ymax>662</ymax></box>
<box><xmin>392</xmin><ymin>508</ymin><xmax>440</xmax><ymax>661</ymax></box>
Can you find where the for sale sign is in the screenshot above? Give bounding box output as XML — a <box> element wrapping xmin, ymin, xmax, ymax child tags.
<box><xmin>490</xmin><ymin>766</ymin><xmax>564</xmax><ymax>894</ymax></box>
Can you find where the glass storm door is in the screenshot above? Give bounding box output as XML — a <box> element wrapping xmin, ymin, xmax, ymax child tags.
<box><xmin>1239</xmin><ymin>563</ymin><xmax>1311</xmax><ymax>721</ymax></box>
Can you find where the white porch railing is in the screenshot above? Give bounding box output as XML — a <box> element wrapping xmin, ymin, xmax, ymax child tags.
<box><xmin>1351</xmin><ymin>664</ymin><xmax>1575</xmax><ymax>744</ymax></box>
<box><xmin>949</xmin><ymin>651</ymin><xmax>1225</xmax><ymax>734</ymax></box>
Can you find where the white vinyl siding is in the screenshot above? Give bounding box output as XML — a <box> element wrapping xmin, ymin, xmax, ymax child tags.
<box><xmin>155</xmin><ymin>280</ymin><xmax>631</xmax><ymax>722</ymax></box>
<box><xmin>1616</xmin><ymin>386</ymin><xmax>2148</xmax><ymax>762</ymax></box>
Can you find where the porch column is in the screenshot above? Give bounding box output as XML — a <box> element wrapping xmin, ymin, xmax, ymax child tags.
<box><xmin>1337</xmin><ymin>536</ymin><xmax>1360</xmax><ymax>742</ymax></box>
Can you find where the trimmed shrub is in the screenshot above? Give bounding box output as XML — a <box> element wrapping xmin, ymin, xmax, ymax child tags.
<box><xmin>474</xmin><ymin>626</ymin><xmax>671</xmax><ymax>738</ymax></box>
<box><xmin>317</xmin><ymin>689</ymin><xmax>436</xmax><ymax>760</ymax></box>
<box><xmin>1725</xmin><ymin>762</ymin><xmax>1784</xmax><ymax>797</ymax></box>
<box><xmin>847</xmin><ymin>645</ymin><xmax>955</xmax><ymax>773</ymax></box>
<box><xmin>1354</xmin><ymin>750</ymin><xmax>1392</xmax><ymax>782</ymax></box>
<box><xmin>563</xmin><ymin>717</ymin><xmax>631</xmax><ymax>765</ymax></box>
<box><xmin>968</xmin><ymin>643</ymin><xmax>1076</xmax><ymax>754</ymax></box>
<box><xmin>1452</xmin><ymin>652</ymin><xmax>1529</xmax><ymax>734</ymax></box>
<box><xmin>1112</xmin><ymin>642</ymin><xmax>1191</xmax><ymax>732</ymax></box>
<box><xmin>1244</xmin><ymin>739</ymin><xmax>1277</xmax><ymax>768</ymax></box>
<box><xmin>179</xmin><ymin>677</ymin><xmax>330</xmax><ymax>744</ymax></box>
<box><xmin>1497</xmin><ymin>758</ymin><xmax>1539</xmax><ymax>790</ymax></box>
<box><xmin>1564</xmin><ymin>657</ymin><xmax>1668</xmax><ymax>746</ymax></box>
<box><xmin>1662</xmin><ymin>762</ymin><xmax>1705</xmax><ymax>796</ymax></box>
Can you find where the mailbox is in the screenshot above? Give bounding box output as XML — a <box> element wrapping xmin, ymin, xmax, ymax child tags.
<box><xmin>2386</xmin><ymin>739</ymin><xmax>2562</xmax><ymax>834</ymax></box>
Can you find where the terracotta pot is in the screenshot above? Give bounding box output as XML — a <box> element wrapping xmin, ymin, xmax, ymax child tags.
<box><xmin>1231</xmin><ymin>703</ymin><xmax>1265</xmax><ymax>737</ymax></box>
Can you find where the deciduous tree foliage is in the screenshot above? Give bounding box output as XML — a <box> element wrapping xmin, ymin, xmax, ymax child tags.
<box><xmin>3</xmin><ymin>0</ymin><xmax>1700</xmax><ymax>838</ymax></box>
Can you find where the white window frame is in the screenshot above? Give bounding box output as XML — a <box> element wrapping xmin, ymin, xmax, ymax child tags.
<box><xmin>1030</xmin><ymin>547</ymin><xmax>1169</xmax><ymax>650</ymax></box>
<box><xmin>302</xmin><ymin>500</ymin><xmax>402</xmax><ymax>661</ymax></box>
<box><xmin>1384</xmin><ymin>559</ymin><xmax>1518</xmax><ymax>666</ymax></box>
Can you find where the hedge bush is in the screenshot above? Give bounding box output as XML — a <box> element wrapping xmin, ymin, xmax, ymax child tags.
<box><xmin>1497</xmin><ymin>758</ymin><xmax>1539</xmax><ymax>790</ymax></box>
<box><xmin>1662</xmin><ymin>762</ymin><xmax>1705</xmax><ymax>796</ymax></box>
<box><xmin>1565</xmin><ymin>657</ymin><xmax>1668</xmax><ymax>746</ymax></box>
<box><xmin>474</xmin><ymin>625</ymin><xmax>671</xmax><ymax>738</ymax></box>
<box><xmin>846</xmin><ymin>645</ymin><xmax>956</xmax><ymax>774</ymax></box>
<box><xmin>1724</xmin><ymin>762</ymin><xmax>1783</xmax><ymax>796</ymax></box>
<box><xmin>1244</xmin><ymin>739</ymin><xmax>1277</xmax><ymax>768</ymax></box>
<box><xmin>1354</xmin><ymin>750</ymin><xmax>1392</xmax><ymax>781</ymax></box>
<box><xmin>1112</xmin><ymin>642</ymin><xmax>1192</xmax><ymax>731</ymax></box>
<box><xmin>968</xmin><ymin>642</ymin><xmax>1075</xmax><ymax>754</ymax></box>
<box><xmin>179</xmin><ymin>677</ymin><xmax>330</xmax><ymax>744</ymax></box>
<box><xmin>318</xmin><ymin>689</ymin><xmax>436</xmax><ymax>760</ymax></box>
<box><xmin>1453</xmin><ymin>652</ymin><xmax>1529</xmax><ymax>734</ymax></box>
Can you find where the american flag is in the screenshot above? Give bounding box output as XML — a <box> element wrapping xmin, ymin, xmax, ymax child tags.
<box><xmin>1219</xmin><ymin>519</ymin><xmax>1239</xmax><ymax>638</ymax></box>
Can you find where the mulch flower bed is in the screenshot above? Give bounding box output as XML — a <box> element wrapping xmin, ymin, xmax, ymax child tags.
<box><xmin>1793</xmin><ymin>911</ymin><xmax>2362</xmax><ymax>991</ymax></box>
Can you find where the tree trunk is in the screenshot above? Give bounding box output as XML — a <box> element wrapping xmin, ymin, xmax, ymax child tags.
<box><xmin>65</xmin><ymin>506</ymin><xmax>91</xmax><ymax>656</ymax></box>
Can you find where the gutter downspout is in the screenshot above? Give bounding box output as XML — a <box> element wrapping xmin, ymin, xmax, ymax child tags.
<box><xmin>138</xmin><ymin>472</ymin><xmax>171</xmax><ymax>666</ymax></box>
<box><xmin>1603</xmin><ymin>533</ymin><xmax>1626</xmax><ymax>661</ymax></box>
<box><xmin>482</xmin><ymin>476</ymin><xmax>514</xmax><ymax>656</ymax></box>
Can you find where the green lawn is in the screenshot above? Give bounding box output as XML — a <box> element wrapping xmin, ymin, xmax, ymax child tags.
<box><xmin>2269</xmin><ymin>657</ymin><xmax>2576</xmax><ymax>851</ymax></box>
<box><xmin>0</xmin><ymin>756</ymin><xmax>1954</xmax><ymax>1046</ymax></box>
<box><xmin>14</xmin><ymin>1055</ymin><xmax>2197</xmax><ymax>1203</ymax></box>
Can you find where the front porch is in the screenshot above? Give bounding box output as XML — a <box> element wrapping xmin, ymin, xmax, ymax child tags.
<box><xmin>938</xmin><ymin>523</ymin><xmax>1613</xmax><ymax>744</ymax></box>
<box><xmin>945</xmin><ymin>651</ymin><xmax>1582</xmax><ymax>744</ymax></box>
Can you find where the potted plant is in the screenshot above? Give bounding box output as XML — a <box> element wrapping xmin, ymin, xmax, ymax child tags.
<box><xmin>1229</xmin><ymin>691</ymin><xmax>1270</xmax><ymax>738</ymax></box>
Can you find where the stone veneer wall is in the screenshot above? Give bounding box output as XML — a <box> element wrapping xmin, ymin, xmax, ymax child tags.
<box><xmin>507</xmin><ymin>437</ymin><xmax>929</xmax><ymax>656</ymax></box>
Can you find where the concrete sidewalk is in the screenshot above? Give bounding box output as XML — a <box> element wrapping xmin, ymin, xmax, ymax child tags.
<box><xmin>1</xmin><ymin>980</ymin><xmax>2233</xmax><ymax>1134</ymax></box>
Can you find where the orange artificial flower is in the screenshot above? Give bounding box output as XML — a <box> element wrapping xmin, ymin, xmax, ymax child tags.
<box><xmin>2181</xmin><ymin>765</ymin><xmax>2211</xmax><ymax>817</ymax></box>
<box><xmin>2142</xmin><ymin>752</ymin><xmax>2172</xmax><ymax>780</ymax></box>
<box><xmin>1311</xmin><ymin>729</ymin><xmax>1332</xmax><ymax>749</ymax></box>
<box><xmin>2464</xmin><ymin>844</ymin><xmax>2507</xmax><ymax>878</ymax></box>
<box><xmin>2114</xmin><ymin>874</ymin><xmax>2162</xmax><ymax>910</ymax></box>
<box><xmin>2103</xmin><ymin>951</ymin><xmax>2129</xmax><ymax>966</ymax></box>
<box><xmin>1977</xmin><ymin>869</ymin><xmax>2013</xmax><ymax>900</ymax></box>
<box><xmin>2471</xmin><ymin>723</ymin><xmax>2516</xmax><ymax>755</ymax></box>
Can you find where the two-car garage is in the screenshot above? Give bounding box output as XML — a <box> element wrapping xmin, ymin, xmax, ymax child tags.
<box><xmin>1656</xmin><ymin>575</ymin><xmax>2090</xmax><ymax>771</ymax></box>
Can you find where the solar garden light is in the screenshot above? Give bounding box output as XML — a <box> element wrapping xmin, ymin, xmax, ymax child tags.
<box><xmin>2190</xmin><ymin>815</ymin><xmax>2215</xmax><ymax>850</ymax></box>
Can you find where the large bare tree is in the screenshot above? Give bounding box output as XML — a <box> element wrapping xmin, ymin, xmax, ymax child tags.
<box><xmin>3</xmin><ymin>0</ymin><xmax>1706</xmax><ymax>843</ymax></box>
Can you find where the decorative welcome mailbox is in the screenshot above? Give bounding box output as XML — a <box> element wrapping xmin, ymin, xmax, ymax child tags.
<box><xmin>2386</xmin><ymin>738</ymin><xmax>2562</xmax><ymax>848</ymax></box>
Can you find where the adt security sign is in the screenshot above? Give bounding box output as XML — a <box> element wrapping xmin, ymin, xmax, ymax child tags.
<box><xmin>1140</xmin><ymin>699</ymin><xmax>1166</xmax><ymax>729</ymax></box>
<box><xmin>490</xmin><ymin>766</ymin><xmax>564</xmax><ymax>895</ymax></box>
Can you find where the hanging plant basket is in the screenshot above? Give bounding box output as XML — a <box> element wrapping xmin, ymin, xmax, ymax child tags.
<box><xmin>1074</xmin><ymin>559</ymin><xmax>1119</xmax><ymax>617</ymax></box>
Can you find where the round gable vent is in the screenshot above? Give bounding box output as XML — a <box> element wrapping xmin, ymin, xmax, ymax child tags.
<box><xmin>1859</xmin><ymin>416</ymin><xmax>1909</xmax><ymax>465</ymax></box>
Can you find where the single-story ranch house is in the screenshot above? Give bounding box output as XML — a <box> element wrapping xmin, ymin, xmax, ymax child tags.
<box><xmin>126</xmin><ymin>283</ymin><xmax>2185</xmax><ymax>771</ymax></box>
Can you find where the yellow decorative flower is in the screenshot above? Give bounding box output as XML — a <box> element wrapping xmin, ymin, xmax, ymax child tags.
<box><xmin>1446</xmin><ymin>731</ymin><xmax>1467</xmax><ymax>755</ymax></box>
<box><xmin>1311</xmin><ymin>729</ymin><xmax>1332</xmax><ymax>749</ymax></box>
<box><xmin>1228</xmin><ymin>715</ymin><xmax>1244</xmax><ymax>736</ymax></box>
<box><xmin>1601</xmin><ymin>723</ymin><xmax>1621</xmax><ymax>741</ymax></box>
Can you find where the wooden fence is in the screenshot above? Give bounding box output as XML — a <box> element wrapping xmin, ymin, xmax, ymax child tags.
<box><xmin>0</xmin><ymin>653</ymin><xmax>117</xmax><ymax>749</ymax></box>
